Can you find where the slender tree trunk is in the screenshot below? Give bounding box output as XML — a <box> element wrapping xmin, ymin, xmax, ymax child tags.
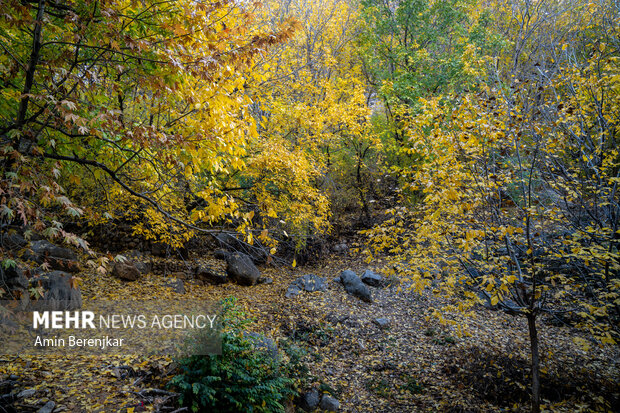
<box><xmin>527</xmin><ymin>313</ymin><xmax>541</xmax><ymax>413</ymax></box>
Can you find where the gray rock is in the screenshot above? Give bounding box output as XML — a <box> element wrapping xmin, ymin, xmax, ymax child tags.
<box><xmin>296</xmin><ymin>274</ymin><xmax>327</xmax><ymax>292</ymax></box>
<box><xmin>37</xmin><ymin>401</ymin><xmax>55</xmax><ymax>413</ymax></box>
<box><xmin>111</xmin><ymin>261</ymin><xmax>141</xmax><ymax>281</ymax></box>
<box><xmin>257</xmin><ymin>277</ymin><xmax>273</xmax><ymax>285</ymax></box>
<box><xmin>17</xmin><ymin>388</ymin><xmax>36</xmax><ymax>398</ymax></box>
<box><xmin>338</xmin><ymin>270</ymin><xmax>372</xmax><ymax>302</ymax></box>
<box><xmin>299</xmin><ymin>388</ymin><xmax>320</xmax><ymax>411</ymax></box>
<box><xmin>1</xmin><ymin>263</ymin><xmax>28</xmax><ymax>290</ymax></box>
<box><xmin>243</xmin><ymin>332</ymin><xmax>278</xmax><ymax>359</ymax></box>
<box><xmin>1</xmin><ymin>233</ymin><xmax>27</xmax><ymax>250</ymax></box>
<box><xmin>333</xmin><ymin>243</ymin><xmax>349</xmax><ymax>254</ymax></box>
<box><xmin>195</xmin><ymin>265</ymin><xmax>227</xmax><ymax>285</ymax></box>
<box><xmin>360</xmin><ymin>270</ymin><xmax>383</xmax><ymax>287</ymax></box>
<box><xmin>286</xmin><ymin>274</ymin><xmax>327</xmax><ymax>298</ymax></box>
<box><xmin>373</xmin><ymin>318</ymin><xmax>390</xmax><ymax>329</ymax></box>
<box><xmin>285</xmin><ymin>284</ymin><xmax>303</xmax><ymax>299</ymax></box>
<box><xmin>30</xmin><ymin>240</ymin><xmax>77</xmax><ymax>260</ymax></box>
<box><xmin>164</xmin><ymin>279</ymin><xmax>185</xmax><ymax>294</ymax></box>
<box><xmin>214</xmin><ymin>249</ymin><xmax>231</xmax><ymax>261</ymax></box>
<box><xmin>24</xmin><ymin>240</ymin><xmax>80</xmax><ymax>273</ymax></box>
<box><xmin>226</xmin><ymin>252</ymin><xmax>260</xmax><ymax>286</ymax></box>
<box><xmin>319</xmin><ymin>395</ymin><xmax>340</xmax><ymax>411</ymax></box>
<box><xmin>124</xmin><ymin>250</ymin><xmax>152</xmax><ymax>274</ymax></box>
<box><xmin>31</xmin><ymin>271</ymin><xmax>82</xmax><ymax>310</ymax></box>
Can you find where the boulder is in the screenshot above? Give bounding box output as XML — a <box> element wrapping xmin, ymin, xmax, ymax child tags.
<box><xmin>286</xmin><ymin>274</ymin><xmax>327</xmax><ymax>298</ymax></box>
<box><xmin>123</xmin><ymin>250</ymin><xmax>152</xmax><ymax>274</ymax></box>
<box><xmin>24</xmin><ymin>240</ymin><xmax>80</xmax><ymax>272</ymax></box>
<box><xmin>111</xmin><ymin>261</ymin><xmax>141</xmax><ymax>281</ymax></box>
<box><xmin>213</xmin><ymin>249</ymin><xmax>231</xmax><ymax>261</ymax></box>
<box><xmin>257</xmin><ymin>277</ymin><xmax>273</xmax><ymax>285</ymax></box>
<box><xmin>1</xmin><ymin>263</ymin><xmax>28</xmax><ymax>291</ymax></box>
<box><xmin>299</xmin><ymin>388</ymin><xmax>320</xmax><ymax>411</ymax></box>
<box><xmin>226</xmin><ymin>252</ymin><xmax>260</xmax><ymax>286</ymax></box>
<box><xmin>1</xmin><ymin>233</ymin><xmax>27</xmax><ymax>250</ymax></box>
<box><xmin>338</xmin><ymin>270</ymin><xmax>372</xmax><ymax>302</ymax></box>
<box><xmin>319</xmin><ymin>395</ymin><xmax>340</xmax><ymax>411</ymax></box>
<box><xmin>195</xmin><ymin>264</ymin><xmax>227</xmax><ymax>285</ymax></box>
<box><xmin>33</xmin><ymin>271</ymin><xmax>82</xmax><ymax>310</ymax></box>
<box><xmin>360</xmin><ymin>269</ymin><xmax>383</xmax><ymax>287</ymax></box>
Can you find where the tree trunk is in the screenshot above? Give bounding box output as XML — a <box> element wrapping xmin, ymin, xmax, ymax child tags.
<box><xmin>527</xmin><ymin>313</ymin><xmax>541</xmax><ymax>413</ymax></box>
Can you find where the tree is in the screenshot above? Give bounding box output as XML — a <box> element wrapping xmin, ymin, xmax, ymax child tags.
<box><xmin>0</xmin><ymin>0</ymin><xmax>299</xmax><ymax>249</ymax></box>
<box><xmin>361</xmin><ymin>0</ymin><xmax>619</xmax><ymax>411</ymax></box>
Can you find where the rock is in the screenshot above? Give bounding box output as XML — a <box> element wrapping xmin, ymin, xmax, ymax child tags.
<box><xmin>1</xmin><ymin>263</ymin><xmax>28</xmax><ymax>291</ymax></box>
<box><xmin>226</xmin><ymin>252</ymin><xmax>260</xmax><ymax>286</ymax></box>
<box><xmin>285</xmin><ymin>284</ymin><xmax>303</xmax><ymax>299</ymax></box>
<box><xmin>16</xmin><ymin>388</ymin><xmax>35</xmax><ymax>399</ymax></box>
<box><xmin>243</xmin><ymin>332</ymin><xmax>278</xmax><ymax>359</ymax></box>
<box><xmin>338</xmin><ymin>270</ymin><xmax>372</xmax><ymax>302</ymax></box>
<box><xmin>1</xmin><ymin>232</ymin><xmax>27</xmax><ymax>250</ymax></box>
<box><xmin>319</xmin><ymin>395</ymin><xmax>340</xmax><ymax>411</ymax></box>
<box><xmin>257</xmin><ymin>277</ymin><xmax>273</xmax><ymax>285</ymax></box>
<box><xmin>30</xmin><ymin>271</ymin><xmax>82</xmax><ymax>310</ymax></box>
<box><xmin>286</xmin><ymin>274</ymin><xmax>327</xmax><ymax>298</ymax></box>
<box><xmin>360</xmin><ymin>269</ymin><xmax>383</xmax><ymax>287</ymax></box>
<box><xmin>373</xmin><ymin>317</ymin><xmax>390</xmax><ymax>329</ymax></box>
<box><xmin>195</xmin><ymin>265</ymin><xmax>227</xmax><ymax>285</ymax></box>
<box><xmin>213</xmin><ymin>249</ymin><xmax>231</xmax><ymax>261</ymax></box>
<box><xmin>24</xmin><ymin>240</ymin><xmax>80</xmax><ymax>273</ymax></box>
<box><xmin>30</xmin><ymin>240</ymin><xmax>76</xmax><ymax>260</ymax></box>
<box><xmin>333</xmin><ymin>243</ymin><xmax>349</xmax><ymax>254</ymax></box>
<box><xmin>111</xmin><ymin>261</ymin><xmax>141</xmax><ymax>281</ymax></box>
<box><xmin>37</xmin><ymin>401</ymin><xmax>55</xmax><ymax>413</ymax></box>
<box><xmin>123</xmin><ymin>250</ymin><xmax>152</xmax><ymax>274</ymax></box>
<box><xmin>299</xmin><ymin>388</ymin><xmax>320</xmax><ymax>411</ymax></box>
<box><xmin>164</xmin><ymin>279</ymin><xmax>185</xmax><ymax>294</ymax></box>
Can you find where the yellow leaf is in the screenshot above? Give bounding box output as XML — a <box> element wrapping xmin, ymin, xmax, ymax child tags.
<box><xmin>292</xmin><ymin>259</ymin><xmax>296</xmax><ymax>268</ymax></box>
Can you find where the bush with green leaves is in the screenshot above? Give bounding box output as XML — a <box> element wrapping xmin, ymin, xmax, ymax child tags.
<box><xmin>170</xmin><ymin>298</ymin><xmax>297</xmax><ymax>412</ymax></box>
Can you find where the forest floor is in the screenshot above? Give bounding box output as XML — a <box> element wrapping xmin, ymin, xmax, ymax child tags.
<box><xmin>1</xmin><ymin>253</ymin><xmax>618</xmax><ymax>412</ymax></box>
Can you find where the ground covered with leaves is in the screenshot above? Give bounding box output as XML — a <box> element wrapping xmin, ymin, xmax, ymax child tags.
<box><xmin>1</xmin><ymin>253</ymin><xmax>618</xmax><ymax>412</ymax></box>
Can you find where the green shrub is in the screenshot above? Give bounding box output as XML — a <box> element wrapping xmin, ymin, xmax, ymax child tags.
<box><xmin>170</xmin><ymin>298</ymin><xmax>296</xmax><ymax>412</ymax></box>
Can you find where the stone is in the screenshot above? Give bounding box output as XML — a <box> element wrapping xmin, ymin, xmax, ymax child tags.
<box><xmin>123</xmin><ymin>250</ymin><xmax>152</xmax><ymax>274</ymax></box>
<box><xmin>111</xmin><ymin>261</ymin><xmax>141</xmax><ymax>281</ymax></box>
<box><xmin>226</xmin><ymin>252</ymin><xmax>260</xmax><ymax>286</ymax></box>
<box><xmin>299</xmin><ymin>388</ymin><xmax>320</xmax><ymax>411</ymax></box>
<box><xmin>285</xmin><ymin>284</ymin><xmax>303</xmax><ymax>299</ymax></box>
<box><xmin>360</xmin><ymin>270</ymin><xmax>383</xmax><ymax>287</ymax></box>
<box><xmin>286</xmin><ymin>274</ymin><xmax>327</xmax><ymax>298</ymax></box>
<box><xmin>257</xmin><ymin>277</ymin><xmax>273</xmax><ymax>285</ymax></box>
<box><xmin>37</xmin><ymin>401</ymin><xmax>55</xmax><ymax>413</ymax></box>
<box><xmin>164</xmin><ymin>279</ymin><xmax>185</xmax><ymax>294</ymax></box>
<box><xmin>373</xmin><ymin>318</ymin><xmax>390</xmax><ymax>329</ymax></box>
<box><xmin>1</xmin><ymin>263</ymin><xmax>28</xmax><ymax>291</ymax></box>
<box><xmin>338</xmin><ymin>270</ymin><xmax>372</xmax><ymax>302</ymax></box>
<box><xmin>195</xmin><ymin>265</ymin><xmax>227</xmax><ymax>285</ymax></box>
<box><xmin>243</xmin><ymin>332</ymin><xmax>278</xmax><ymax>359</ymax></box>
<box><xmin>1</xmin><ymin>233</ymin><xmax>27</xmax><ymax>250</ymax></box>
<box><xmin>30</xmin><ymin>240</ymin><xmax>77</xmax><ymax>260</ymax></box>
<box><xmin>319</xmin><ymin>395</ymin><xmax>340</xmax><ymax>411</ymax></box>
<box><xmin>213</xmin><ymin>249</ymin><xmax>231</xmax><ymax>261</ymax></box>
<box><xmin>16</xmin><ymin>388</ymin><xmax>35</xmax><ymax>398</ymax></box>
<box><xmin>333</xmin><ymin>243</ymin><xmax>349</xmax><ymax>254</ymax></box>
<box><xmin>24</xmin><ymin>240</ymin><xmax>80</xmax><ymax>273</ymax></box>
<box><xmin>31</xmin><ymin>271</ymin><xmax>82</xmax><ymax>310</ymax></box>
